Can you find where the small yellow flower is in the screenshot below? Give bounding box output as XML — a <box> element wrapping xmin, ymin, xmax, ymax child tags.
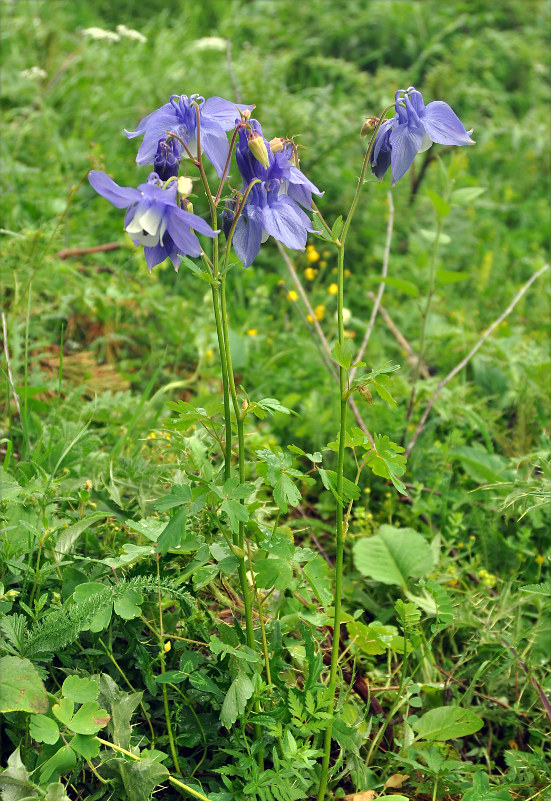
<box><xmin>344</xmin><ymin>269</ymin><xmax>351</xmax><ymax>277</ymax></box>
<box><xmin>314</xmin><ymin>304</ymin><xmax>325</xmax><ymax>321</ymax></box>
<box><xmin>535</xmin><ymin>554</ymin><xmax>546</xmax><ymax>565</ymax></box>
<box><xmin>287</xmin><ymin>290</ymin><xmax>298</xmax><ymax>302</ymax></box>
<box><xmin>246</xmin><ymin>328</ymin><xmax>258</xmax><ymax>336</ymax></box>
<box><xmin>304</xmin><ymin>267</ymin><xmax>317</xmax><ymax>281</ymax></box>
<box><xmin>205</xmin><ymin>348</ymin><xmax>214</xmax><ymax>363</ymax></box>
<box><xmin>307</xmin><ymin>314</ymin><xmax>314</xmax><ymax>323</ymax></box>
<box><xmin>328</xmin><ymin>283</ymin><xmax>338</xmax><ymax>295</ymax></box>
<box><xmin>84</xmin><ymin>480</ymin><xmax>92</xmax><ymax>491</ymax></box>
<box><xmin>164</xmin><ymin>641</ymin><xmax>171</xmax><ymax>653</ymax></box>
<box><xmin>458</xmin><ymin>541</ymin><xmax>464</xmax><ymax>548</ymax></box>
<box><xmin>306</xmin><ymin>245</ymin><xmax>320</xmax><ymax>263</ymax></box>
<box><xmin>319</xmin><ymin>260</ymin><xmax>327</xmax><ymax>268</ymax></box>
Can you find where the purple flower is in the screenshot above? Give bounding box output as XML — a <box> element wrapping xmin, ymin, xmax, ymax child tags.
<box><xmin>371</xmin><ymin>87</ymin><xmax>475</xmax><ymax>183</ymax></box>
<box><xmin>231</xmin><ymin>120</ymin><xmax>322</xmax><ymax>268</ymax></box>
<box><xmin>88</xmin><ymin>170</ymin><xmax>216</xmax><ymax>271</ymax></box>
<box><xmin>125</xmin><ymin>94</ymin><xmax>254</xmax><ymax>178</ymax></box>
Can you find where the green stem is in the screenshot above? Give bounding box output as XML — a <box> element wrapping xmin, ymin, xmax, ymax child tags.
<box><xmin>317</xmin><ymin>243</ymin><xmax>347</xmax><ymax>801</ymax></box>
<box><xmin>406</xmin><ymin>219</ymin><xmax>442</xmax><ymax>421</ymax></box>
<box><xmin>95</xmin><ymin>738</ymin><xmax>211</xmax><ymax>801</ymax></box>
<box><xmin>316</xmin><ymin>105</ymin><xmax>394</xmax><ymax>801</ymax></box>
<box><xmin>156</xmin><ymin>556</ymin><xmax>181</xmax><ymax>775</ymax></box>
<box><xmin>220</xmin><ymin>276</ymin><xmax>256</xmax><ymax>647</ymax></box>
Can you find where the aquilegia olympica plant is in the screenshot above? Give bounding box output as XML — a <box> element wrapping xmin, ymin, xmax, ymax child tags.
<box><xmin>88</xmin><ymin>84</ymin><xmax>474</xmax><ymax>800</ymax></box>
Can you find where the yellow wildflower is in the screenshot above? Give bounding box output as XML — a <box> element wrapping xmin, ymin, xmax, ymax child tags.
<box><xmin>304</xmin><ymin>267</ymin><xmax>318</xmax><ymax>281</ymax></box>
<box><xmin>535</xmin><ymin>554</ymin><xmax>546</xmax><ymax>565</ymax></box>
<box><xmin>287</xmin><ymin>290</ymin><xmax>298</xmax><ymax>301</ymax></box>
<box><xmin>164</xmin><ymin>641</ymin><xmax>171</xmax><ymax>653</ymax></box>
<box><xmin>344</xmin><ymin>269</ymin><xmax>351</xmax><ymax>277</ymax></box>
<box><xmin>314</xmin><ymin>304</ymin><xmax>325</xmax><ymax>321</ymax></box>
<box><xmin>328</xmin><ymin>283</ymin><xmax>338</xmax><ymax>295</ymax></box>
<box><xmin>319</xmin><ymin>260</ymin><xmax>327</xmax><ymax>268</ymax></box>
<box><xmin>246</xmin><ymin>328</ymin><xmax>258</xmax><ymax>336</ymax></box>
<box><xmin>306</xmin><ymin>245</ymin><xmax>320</xmax><ymax>263</ymax></box>
<box><xmin>307</xmin><ymin>314</ymin><xmax>314</xmax><ymax>323</ymax></box>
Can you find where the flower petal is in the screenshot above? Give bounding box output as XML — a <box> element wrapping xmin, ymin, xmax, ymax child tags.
<box><xmin>202</xmin><ymin>96</ymin><xmax>254</xmax><ymax>129</ymax></box>
<box><xmin>200</xmin><ymin>120</ymin><xmax>231</xmax><ymax>177</ymax></box>
<box><xmin>132</xmin><ymin>110</ymin><xmax>180</xmax><ymax>165</ymax></box>
<box><xmin>233</xmin><ymin>207</ymin><xmax>263</xmax><ymax>268</ymax></box>
<box><xmin>389</xmin><ymin>122</ymin><xmax>425</xmax><ymax>183</ymax></box>
<box><xmin>143</xmin><ymin>242</ymin><xmax>169</xmax><ymax>272</ymax></box>
<box><xmin>262</xmin><ymin>194</ymin><xmax>311</xmax><ymax>250</ymax></box>
<box><xmin>88</xmin><ymin>171</ymin><xmax>141</xmax><ymax>208</ymax></box>
<box><xmin>421</xmin><ymin>101</ymin><xmax>475</xmax><ymax>146</ymax></box>
<box><xmin>169</xmin><ymin>206</ymin><xmax>216</xmax><ymax>238</ymax></box>
<box><xmin>166</xmin><ymin>213</ymin><xmax>202</xmax><ymax>257</ymax></box>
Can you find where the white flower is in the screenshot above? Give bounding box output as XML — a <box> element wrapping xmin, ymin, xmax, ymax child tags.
<box><xmin>116</xmin><ymin>24</ymin><xmax>147</xmax><ymax>43</ymax></box>
<box><xmin>192</xmin><ymin>36</ymin><xmax>226</xmax><ymax>52</ymax></box>
<box><xmin>81</xmin><ymin>27</ymin><xmax>120</xmax><ymax>43</ymax></box>
<box><xmin>21</xmin><ymin>66</ymin><xmax>47</xmax><ymax>80</ymax></box>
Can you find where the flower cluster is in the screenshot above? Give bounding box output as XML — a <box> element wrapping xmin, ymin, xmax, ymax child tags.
<box><xmin>371</xmin><ymin>86</ymin><xmax>474</xmax><ymax>183</ymax></box>
<box><xmin>228</xmin><ymin>119</ymin><xmax>322</xmax><ymax>267</ymax></box>
<box><xmin>89</xmin><ymin>85</ymin><xmax>324</xmax><ymax>271</ymax></box>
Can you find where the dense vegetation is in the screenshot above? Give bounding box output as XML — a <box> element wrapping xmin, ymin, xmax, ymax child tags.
<box><xmin>1</xmin><ymin>1</ymin><xmax>549</xmax><ymax>800</ymax></box>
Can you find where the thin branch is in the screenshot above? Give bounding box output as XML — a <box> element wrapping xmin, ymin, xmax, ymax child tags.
<box><xmin>405</xmin><ymin>263</ymin><xmax>549</xmax><ymax>457</ymax></box>
<box><xmin>2</xmin><ymin>312</ymin><xmax>22</xmax><ymax>419</ymax></box>
<box><xmin>276</xmin><ymin>241</ymin><xmax>375</xmax><ymax>446</ymax></box>
<box><xmin>367</xmin><ymin>292</ymin><xmax>430</xmax><ymax>379</ymax></box>
<box><xmin>56</xmin><ymin>241</ymin><xmax>121</xmax><ymax>259</ymax></box>
<box><xmin>350</xmin><ymin>190</ymin><xmax>394</xmax><ymax>383</ymax></box>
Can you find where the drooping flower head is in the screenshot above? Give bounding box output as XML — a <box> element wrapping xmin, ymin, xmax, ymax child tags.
<box><xmin>88</xmin><ymin>170</ymin><xmax>216</xmax><ymax>271</ymax></box>
<box><xmin>125</xmin><ymin>94</ymin><xmax>254</xmax><ymax>177</ymax></box>
<box><xmin>230</xmin><ymin>119</ymin><xmax>322</xmax><ymax>267</ymax></box>
<box><xmin>371</xmin><ymin>86</ymin><xmax>475</xmax><ymax>183</ymax></box>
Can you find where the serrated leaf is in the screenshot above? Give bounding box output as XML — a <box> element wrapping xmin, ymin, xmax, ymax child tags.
<box><xmin>412</xmin><ymin>705</ymin><xmax>483</xmax><ymax>741</ymax></box>
<box><xmin>221</xmin><ymin>498</ymin><xmax>249</xmax><ymax>533</ymax></box>
<box><xmin>274</xmin><ymin>473</ymin><xmax>302</xmax><ymax>513</ymax></box>
<box><xmin>520</xmin><ymin>582</ymin><xmax>551</xmax><ymax>595</ymax></box>
<box><xmin>0</xmin><ymin>657</ymin><xmax>48</xmax><ymax>714</ymax></box>
<box><xmin>353</xmin><ymin>525</ymin><xmax>434</xmax><ymax>587</ymax></box>
<box><xmin>154</xmin><ymin>484</ymin><xmax>192</xmax><ymax>512</ymax></box>
<box><xmin>61</xmin><ymin>676</ymin><xmax>99</xmax><ymax>704</ymax></box>
<box><xmin>319</xmin><ymin>469</ymin><xmax>361</xmax><ymax>506</ymax></box>
<box><xmin>220</xmin><ymin>672</ymin><xmax>254</xmax><ymax>729</ymax></box>
<box><xmin>29</xmin><ymin>714</ymin><xmax>60</xmax><ymax>745</ymax></box>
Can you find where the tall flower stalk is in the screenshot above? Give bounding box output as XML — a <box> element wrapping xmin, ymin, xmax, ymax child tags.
<box><xmin>316</xmin><ymin>107</ymin><xmax>393</xmax><ymax>801</ymax></box>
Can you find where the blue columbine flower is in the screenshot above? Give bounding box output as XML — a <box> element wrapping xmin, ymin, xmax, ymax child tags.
<box><xmin>230</xmin><ymin>119</ymin><xmax>322</xmax><ymax>267</ymax></box>
<box><xmin>125</xmin><ymin>94</ymin><xmax>254</xmax><ymax>178</ymax></box>
<box><xmin>88</xmin><ymin>170</ymin><xmax>216</xmax><ymax>271</ymax></box>
<box><xmin>371</xmin><ymin>86</ymin><xmax>475</xmax><ymax>183</ymax></box>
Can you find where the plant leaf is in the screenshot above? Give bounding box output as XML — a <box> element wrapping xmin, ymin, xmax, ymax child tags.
<box><xmin>0</xmin><ymin>657</ymin><xmax>49</xmax><ymax>714</ymax></box>
<box><xmin>412</xmin><ymin>705</ymin><xmax>483</xmax><ymax>741</ymax></box>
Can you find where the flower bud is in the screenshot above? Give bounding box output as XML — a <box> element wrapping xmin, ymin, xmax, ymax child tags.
<box><xmin>361</xmin><ymin>117</ymin><xmax>379</xmax><ymax>136</ymax></box>
<box><xmin>358</xmin><ymin>385</ymin><xmax>373</xmax><ymax>403</ymax></box>
<box><xmin>241</xmin><ymin>108</ymin><xmax>252</xmax><ymax>120</ymax></box>
<box><xmin>248</xmin><ymin>133</ymin><xmax>270</xmax><ymax>167</ymax></box>
<box><xmin>269</xmin><ymin>137</ymin><xmax>285</xmax><ymax>154</ymax></box>
<box><xmin>177</xmin><ymin>176</ymin><xmax>193</xmax><ymax>198</ymax></box>
<box><xmin>154</xmin><ymin>136</ymin><xmax>180</xmax><ymax>180</ymax></box>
